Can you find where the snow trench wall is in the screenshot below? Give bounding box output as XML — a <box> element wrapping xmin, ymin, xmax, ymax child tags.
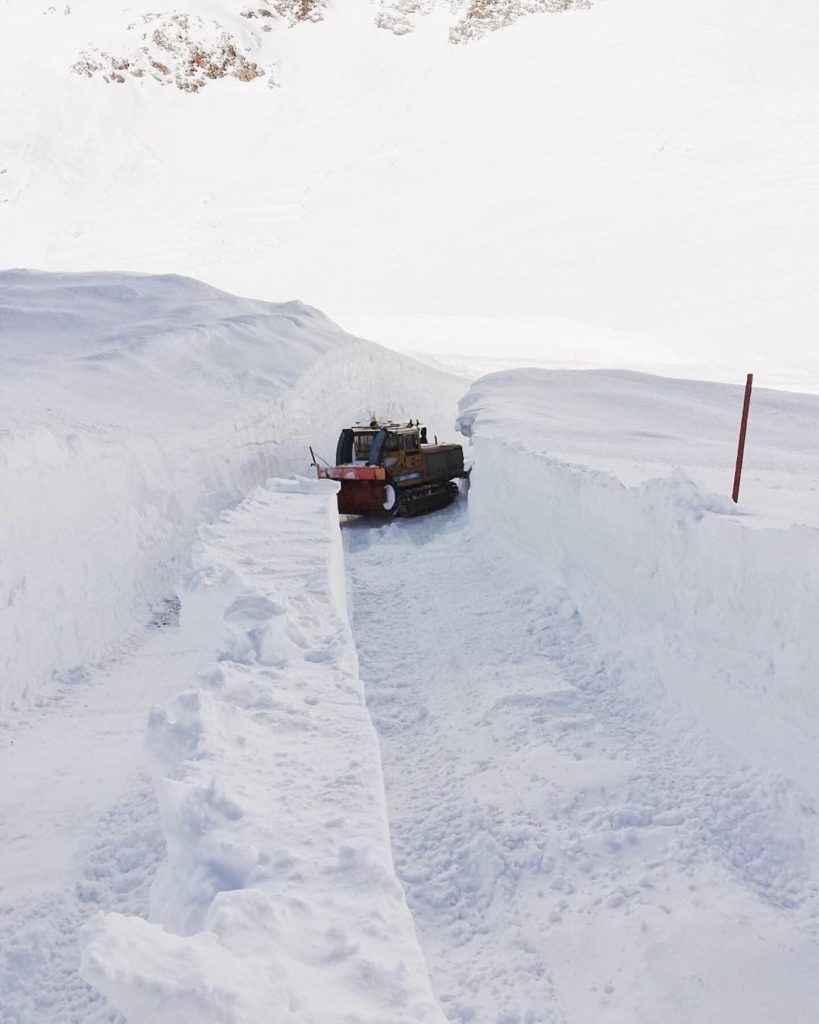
<box><xmin>80</xmin><ymin>478</ymin><xmax>445</xmax><ymax>1024</ymax></box>
<box><xmin>0</xmin><ymin>323</ymin><xmax>462</xmax><ymax>708</ymax></box>
<box><xmin>464</xmin><ymin>436</ymin><xmax>819</xmax><ymax>803</ymax></box>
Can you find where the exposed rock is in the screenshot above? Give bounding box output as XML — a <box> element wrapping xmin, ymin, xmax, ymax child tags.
<box><xmin>71</xmin><ymin>0</ymin><xmax>598</xmax><ymax>89</ymax></box>
<box><xmin>449</xmin><ymin>0</ymin><xmax>593</xmax><ymax>43</ymax></box>
<box><xmin>72</xmin><ymin>13</ymin><xmax>267</xmax><ymax>90</ymax></box>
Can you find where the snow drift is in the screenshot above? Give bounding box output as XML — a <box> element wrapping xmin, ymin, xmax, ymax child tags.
<box><xmin>0</xmin><ymin>270</ymin><xmax>463</xmax><ymax>707</ymax></box>
<box><xmin>79</xmin><ymin>478</ymin><xmax>444</xmax><ymax>1024</ymax></box>
<box><xmin>458</xmin><ymin>369</ymin><xmax>819</xmax><ymax>801</ymax></box>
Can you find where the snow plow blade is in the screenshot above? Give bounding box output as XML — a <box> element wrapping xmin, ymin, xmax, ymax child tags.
<box><xmin>313</xmin><ymin>419</ymin><xmax>465</xmax><ymax>518</ymax></box>
<box><xmin>317</xmin><ymin>465</ymin><xmax>396</xmax><ymax>516</ymax></box>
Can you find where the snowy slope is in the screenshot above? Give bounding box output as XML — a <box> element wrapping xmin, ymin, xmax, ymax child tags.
<box><xmin>458</xmin><ymin>368</ymin><xmax>819</xmax><ymax>525</ymax></box>
<box><xmin>80</xmin><ymin>479</ymin><xmax>444</xmax><ymax>1024</ymax></box>
<box><xmin>0</xmin><ymin>270</ymin><xmax>464</xmax><ymax>707</ymax></box>
<box><xmin>1</xmin><ymin>0</ymin><xmax>817</xmax><ymax>382</ymax></box>
<box><xmin>458</xmin><ymin>368</ymin><xmax>819</xmax><ymax>802</ymax></box>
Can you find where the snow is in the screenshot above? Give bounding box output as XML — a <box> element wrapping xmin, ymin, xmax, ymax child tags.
<box><xmin>346</xmin><ymin>380</ymin><xmax>819</xmax><ymax>1020</ymax></box>
<box><xmin>0</xmin><ymin>271</ymin><xmax>461</xmax><ymax>1020</ymax></box>
<box><xmin>5</xmin><ymin>291</ymin><xmax>819</xmax><ymax>1021</ymax></box>
<box><xmin>3</xmin><ymin>0</ymin><xmax>819</xmax><ymax>1016</ymax></box>
<box><xmin>457</xmin><ymin>368</ymin><xmax>819</xmax><ymax>526</ymax></box>
<box><xmin>1</xmin><ymin>0</ymin><xmax>818</xmax><ymax>384</ymax></box>
<box><xmin>0</xmin><ymin>270</ymin><xmax>464</xmax><ymax>708</ymax></box>
<box><xmin>79</xmin><ymin>479</ymin><xmax>444</xmax><ymax>1024</ymax></box>
<box><xmin>456</xmin><ymin>370</ymin><xmax>819</xmax><ymax>799</ymax></box>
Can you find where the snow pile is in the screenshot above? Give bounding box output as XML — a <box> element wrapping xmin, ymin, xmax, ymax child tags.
<box><xmin>0</xmin><ymin>270</ymin><xmax>463</xmax><ymax>707</ymax></box>
<box><xmin>79</xmin><ymin>478</ymin><xmax>444</xmax><ymax>1024</ymax></box>
<box><xmin>458</xmin><ymin>369</ymin><xmax>819</xmax><ymax>800</ymax></box>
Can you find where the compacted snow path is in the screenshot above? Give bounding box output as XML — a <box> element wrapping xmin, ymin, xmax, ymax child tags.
<box><xmin>345</xmin><ymin>501</ymin><xmax>819</xmax><ymax>1023</ymax></box>
<box><xmin>0</xmin><ymin>607</ymin><xmax>198</xmax><ymax>1023</ymax></box>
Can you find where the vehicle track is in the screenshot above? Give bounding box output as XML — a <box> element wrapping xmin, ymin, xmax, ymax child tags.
<box><xmin>345</xmin><ymin>502</ymin><xmax>819</xmax><ymax>1023</ymax></box>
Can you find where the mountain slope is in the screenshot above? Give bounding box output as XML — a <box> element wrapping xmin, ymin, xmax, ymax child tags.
<box><xmin>1</xmin><ymin>0</ymin><xmax>817</xmax><ymax>381</ymax></box>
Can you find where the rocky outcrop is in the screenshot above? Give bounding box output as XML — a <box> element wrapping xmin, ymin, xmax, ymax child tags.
<box><xmin>73</xmin><ymin>13</ymin><xmax>267</xmax><ymax>90</ymax></box>
<box><xmin>70</xmin><ymin>0</ymin><xmax>598</xmax><ymax>88</ymax></box>
<box><xmin>449</xmin><ymin>0</ymin><xmax>593</xmax><ymax>43</ymax></box>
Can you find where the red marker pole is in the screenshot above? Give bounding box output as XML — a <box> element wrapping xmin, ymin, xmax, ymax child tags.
<box><xmin>732</xmin><ymin>373</ymin><xmax>753</xmax><ymax>503</ymax></box>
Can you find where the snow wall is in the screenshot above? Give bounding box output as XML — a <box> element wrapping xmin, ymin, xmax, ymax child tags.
<box><xmin>80</xmin><ymin>478</ymin><xmax>445</xmax><ymax>1024</ymax></box>
<box><xmin>0</xmin><ymin>271</ymin><xmax>464</xmax><ymax>708</ymax></box>
<box><xmin>458</xmin><ymin>370</ymin><xmax>819</xmax><ymax>803</ymax></box>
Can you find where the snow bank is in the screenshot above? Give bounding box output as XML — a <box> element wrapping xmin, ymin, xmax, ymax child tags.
<box><xmin>80</xmin><ymin>478</ymin><xmax>444</xmax><ymax>1024</ymax></box>
<box><xmin>458</xmin><ymin>369</ymin><xmax>819</xmax><ymax>801</ymax></box>
<box><xmin>0</xmin><ymin>270</ymin><xmax>463</xmax><ymax>707</ymax></box>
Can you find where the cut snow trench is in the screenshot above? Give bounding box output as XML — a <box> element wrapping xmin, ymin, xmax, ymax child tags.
<box><xmin>345</xmin><ymin>489</ymin><xmax>819</xmax><ymax>1022</ymax></box>
<box><xmin>76</xmin><ymin>478</ymin><xmax>446</xmax><ymax>1023</ymax></box>
<box><xmin>0</xmin><ymin>270</ymin><xmax>465</xmax><ymax>1022</ymax></box>
<box><xmin>0</xmin><ymin>270</ymin><xmax>465</xmax><ymax>708</ymax></box>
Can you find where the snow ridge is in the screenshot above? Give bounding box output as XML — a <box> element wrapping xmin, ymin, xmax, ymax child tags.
<box><xmin>0</xmin><ymin>271</ymin><xmax>464</xmax><ymax>708</ymax></box>
<box><xmin>80</xmin><ymin>478</ymin><xmax>445</xmax><ymax>1024</ymax></box>
<box><xmin>458</xmin><ymin>370</ymin><xmax>819</xmax><ymax>806</ymax></box>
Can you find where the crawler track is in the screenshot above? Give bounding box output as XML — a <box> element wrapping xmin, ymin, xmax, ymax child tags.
<box><xmin>395</xmin><ymin>480</ymin><xmax>459</xmax><ymax>517</ymax></box>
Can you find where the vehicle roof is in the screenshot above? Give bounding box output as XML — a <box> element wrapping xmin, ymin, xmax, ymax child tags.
<box><xmin>352</xmin><ymin>422</ymin><xmax>422</xmax><ymax>435</ymax></box>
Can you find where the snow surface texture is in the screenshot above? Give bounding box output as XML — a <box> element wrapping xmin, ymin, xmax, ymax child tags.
<box><xmin>79</xmin><ymin>479</ymin><xmax>445</xmax><ymax>1024</ymax></box>
<box><xmin>347</xmin><ymin>499</ymin><xmax>819</xmax><ymax>1023</ymax></box>
<box><xmin>1</xmin><ymin>0</ymin><xmax>817</xmax><ymax>386</ymax></box>
<box><xmin>457</xmin><ymin>369</ymin><xmax>819</xmax><ymax>854</ymax></box>
<box><xmin>0</xmin><ymin>270</ymin><xmax>463</xmax><ymax>707</ymax></box>
<box><xmin>344</xmin><ymin>372</ymin><xmax>819</xmax><ymax>1020</ymax></box>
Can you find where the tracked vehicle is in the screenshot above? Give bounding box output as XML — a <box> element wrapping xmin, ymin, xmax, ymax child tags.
<box><xmin>314</xmin><ymin>421</ymin><xmax>468</xmax><ymax>517</ymax></box>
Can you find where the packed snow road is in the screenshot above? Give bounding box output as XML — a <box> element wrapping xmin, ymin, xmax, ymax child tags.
<box><xmin>345</xmin><ymin>500</ymin><xmax>819</xmax><ymax>1024</ymax></box>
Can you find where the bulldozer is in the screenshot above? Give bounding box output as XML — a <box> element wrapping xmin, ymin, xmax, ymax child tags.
<box><xmin>313</xmin><ymin>420</ymin><xmax>468</xmax><ymax>517</ymax></box>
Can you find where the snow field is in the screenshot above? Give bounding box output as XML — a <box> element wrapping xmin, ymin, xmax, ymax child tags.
<box><xmin>457</xmin><ymin>370</ymin><xmax>819</xmax><ymax>798</ymax></box>
<box><xmin>80</xmin><ymin>478</ymin><xmax>445</xmax><ymax>1023</ymax></box>
<box><xmin>0</xmin><ymin>271</ymin><xmax>464</xmax><ymax>708</ymax></box>
<box><xmin>2</xmin><ymin>0</ymin><xmax>818</xmax><ymax>381</ymax></box>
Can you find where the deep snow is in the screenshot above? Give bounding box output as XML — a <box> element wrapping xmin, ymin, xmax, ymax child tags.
<box><xmin>456</xmin><ymin>368</ymin><xmax>819</xmax><ymax>801</ymax></box>
<box><xmin>0</xmin><ymin>270</ymin><xmax>463</xmax><ymax>707</ymax></box>
<box><xmin>1</xmin><ymin>0</ymin><xmax>818</xmax><ymax>384</ymax></box>
<box><xmin>0</xmin><ymin>271</ymin><xmax>461</xmax><ymax>1020</ymax></box>
<box><xmin>2</xmin><ymin>0</ymin><xmax>818</xmax><ymax>1016</ymax></box>
<box><xmin>4</xmin><ymin>313</ymin><xmax>819</xmax><ymax>1021</ymax></box>
<box><xmin>457</xmin><ymin>368</ymin><xmax>819</xmax><ymax>526</ymax></box>
<box><xmin>79</xmin><ymin>479</ymin><xmax>444</xmax><ymax>1024</ymax></box>
<box><xmin>347</xmin><ymin>499</ymin><xmax>819</xmax><ymax>1023</ymax></box>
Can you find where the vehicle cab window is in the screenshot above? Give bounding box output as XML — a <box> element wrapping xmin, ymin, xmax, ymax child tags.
<box><xmin>354</xmin><ymin>433</ymin><xmax>375</xmax><ymax>458</ymax></box>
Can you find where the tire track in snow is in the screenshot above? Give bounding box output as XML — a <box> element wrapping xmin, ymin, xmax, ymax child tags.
<box><xmin>345</xmin><ymin>504</ymin><xmax>819</xmax><ymax>1023</ymax></box>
